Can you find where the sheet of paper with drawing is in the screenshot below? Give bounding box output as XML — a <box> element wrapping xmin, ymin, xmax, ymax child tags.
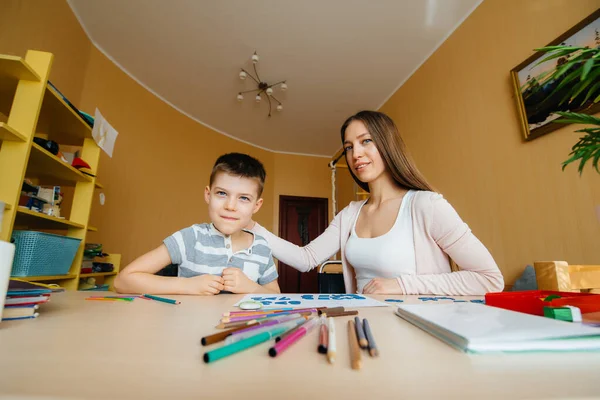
<box><xmin>234</xmin><ymin>294</ymin><xmax>389</xmax><ymax>308</ymax></box>
<box><xmin>92</xmin><ymin>108</ymin><xmax>118</xmax><ymax>158</ymax></box>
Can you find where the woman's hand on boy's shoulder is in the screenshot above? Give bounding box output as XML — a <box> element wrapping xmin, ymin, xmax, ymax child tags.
<box><xmin>222</xmin><ymin>267</ymin><xmax>260</xmax><ymax>294</ymax></box>
<box><xmin>185</xmin><ymin>274</ymin><xmax>225</xmax><ymax>295</ymax></box>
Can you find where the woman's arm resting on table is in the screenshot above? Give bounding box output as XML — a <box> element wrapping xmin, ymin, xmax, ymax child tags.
<box><xmin>399</xmin><ymin>194</ymin><xmax>504</xmax><ymax>296</ymax></box>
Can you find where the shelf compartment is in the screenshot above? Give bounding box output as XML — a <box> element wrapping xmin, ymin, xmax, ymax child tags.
<box><xmin>0</xmin><ymin>55</ymin><xmax>40</xmax><ymax>82</ymax></box>
<box><xmin>0</xmin><ymin>55</ymin><xmax>41</xmax><ymax>114</ymax></box>
<box><xmin>16</xmin><ymin>207</ymin><xmax>85</xmax><ymax>229</ymax></box>
<box><xmin>0</xmin><ymin>122</ymin><xmax>26</xmax><ymax>142</ymax></box>
<box><xmin>36</xmin><ymin>84</ymin><xmax>93</xmax><ymax>146</ymax></box>
<box><xmin>27</xmin><ymin>142</ymin><xmax>93</xmax><ymax>185</ymax></box>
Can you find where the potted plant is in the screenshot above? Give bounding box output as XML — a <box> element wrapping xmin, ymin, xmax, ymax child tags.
<box><xmin>526</xmin><ymin>45</ymin><xmax>599</xmax><ymax>174</ymax></box>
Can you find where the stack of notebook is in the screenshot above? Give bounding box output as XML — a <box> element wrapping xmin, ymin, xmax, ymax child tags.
<box><xmin>2</xmin><ymin>279</ymin><xmax>64</xmax><ymax>321</ymax></box>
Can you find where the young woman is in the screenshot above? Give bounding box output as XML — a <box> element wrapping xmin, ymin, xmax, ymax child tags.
<box><xmin>253</xmin><ymin>111</ymin><xmax>504</xmax><ymax>295</ymax></box>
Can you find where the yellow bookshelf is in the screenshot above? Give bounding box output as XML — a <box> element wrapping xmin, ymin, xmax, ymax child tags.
<box><xmin>0</xmin><ymin>50</ymin><xmax>120</xmax><ymax>291</ymax></box>
<box><xmin>0</xmin><ymin>122</ymin><xmax>27</xmax><ymax>142</ymax></box>
<box><xmin>0</xmin><ymin>55</ymin><xmax>40</xmax><ymax>81</ymax></box>
<box><xmin>16</xmin><ymin>207</ymin><xmax>85</xmax><ymax>229</ymax></box>
<box><xmin>27</xmin><ymin>143</ymin><xmax>93</xmax><ymax>185</ymax></box>
<box><xmin>79</xmin><ymin>254</ymin><xmax>121</xmax><ymax>291</ymax></box>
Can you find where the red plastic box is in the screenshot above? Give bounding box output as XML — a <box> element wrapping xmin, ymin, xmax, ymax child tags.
<box><xmin>485</xmin><ymin>290</ymin><xmax>600</xmax><ymax>316</ymax></box>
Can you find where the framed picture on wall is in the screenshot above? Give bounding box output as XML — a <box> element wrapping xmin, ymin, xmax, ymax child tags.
<box><xmin>511</xmin><ymin>9</ymin><xmax>600</xmax><ymax>141</ymax></box>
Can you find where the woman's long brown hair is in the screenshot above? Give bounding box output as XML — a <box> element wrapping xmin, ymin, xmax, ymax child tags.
<box><xmin>341</xmin><ymin>110</ymin><xmax>435</xmax><ymax>193</ymax></box>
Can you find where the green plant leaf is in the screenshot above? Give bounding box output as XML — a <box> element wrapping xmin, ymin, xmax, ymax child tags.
<box><xmin>581</xmin><ymin>58</ymin><xmax>595</xmax><ymax>81</ymax></box>
<box><xmin>534</xmin><ymin>45</ymin><xmax>585</xmax><ymax>52</ymax></box>
<box><xmin>555</xmin><ymin>112</ymin><xmax>600</xmax><ymax>125</ymax></box>
<box><xmin>582</xmin><ymin>81</ymin><xmax>600</xmax><ymax>104</ymax></box>
<box><xmin>565</xmin><ymin>73</ymin><xmax>599</xmax><ymax>104</ymax></box>
<box><xmin>593</xmin><ymin>151</ymin><xmax>600</xmax><ymax>173</ymax></box>
<box><xmin>534</xmin><ymin>49</ymin><xmax>580</xmax><ymax>67</ymax></box>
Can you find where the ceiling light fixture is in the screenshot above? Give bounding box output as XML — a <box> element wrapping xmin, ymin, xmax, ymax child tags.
<box><xmin>237</xmin><ymin>51</ymin><xmax>287</xmax><ymax>117</ymax></box>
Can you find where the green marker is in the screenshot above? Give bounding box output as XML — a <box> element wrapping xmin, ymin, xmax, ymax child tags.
<box><xmin>142</xmin><ymin>294</ymin><xmax>181</xmax><ymax>305</ymax></box>
<box><xmin>203</xmin><ymin>325</ymin><xmax>288</xmax><ymax>363</ymax></box>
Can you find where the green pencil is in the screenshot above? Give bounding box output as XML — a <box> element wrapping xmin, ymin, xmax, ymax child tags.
<box><xmin>142</xmin><ymin>294</ymin><xmax>180</xmax><ymax>305</ymax></box>
<box><xmin>203</xmin><ymin>326</ymin><xmax>288</xmax><ymax>363</ymax></box>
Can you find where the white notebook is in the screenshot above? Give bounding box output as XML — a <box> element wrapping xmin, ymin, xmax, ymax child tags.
<box><xmin>395</xmin><ymin>303</ymin><xmax>600</xmax><ymax>353</ymax></box>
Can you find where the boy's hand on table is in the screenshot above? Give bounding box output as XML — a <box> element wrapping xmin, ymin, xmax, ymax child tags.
<box><xmin>222</xmin><ymin>267</ymin><xmax>260</xmax><ymax>294</ymax></box>
<box><xmin>186</xmin><ymin>274</ymin><xmax>225</xmax><ymax>295</ymax></box>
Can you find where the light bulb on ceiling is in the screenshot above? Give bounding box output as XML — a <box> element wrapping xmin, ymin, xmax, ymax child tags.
<box><xmin>236</xmin><ymin>51</ymin><xmax>287</xmax><ymax>117</ymax></box>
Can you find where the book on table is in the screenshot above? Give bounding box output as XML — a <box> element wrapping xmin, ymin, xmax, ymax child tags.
<box><xmin>395</xmin><ymin>302</ymin><xmax>600</xmax><ymax>353</ymax></box>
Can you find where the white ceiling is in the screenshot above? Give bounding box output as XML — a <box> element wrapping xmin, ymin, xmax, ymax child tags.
<box><xmin>68</xmin><ymin>0</ymin><xmax>482</xmax><ymax>157</ymax></box>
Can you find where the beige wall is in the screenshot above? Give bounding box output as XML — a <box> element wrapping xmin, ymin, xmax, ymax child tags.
<box><xmin>271</xmin><ymin>153</ymin><xmax>332</xmax><ymax>236</ymax></box>
<box><xmin>0</xmin><ymin>0</ymin><xmax>91</xmax><ymax>105</ymax></box>
<box><xmin>377</xmin><ymin>0</ymin><xmax>600</xmax><ymax>284</ymax></box>
<box><xmin>1</xmin><ymin>0</ymin><xmax>332</xmax><ymax>267</ymax></box>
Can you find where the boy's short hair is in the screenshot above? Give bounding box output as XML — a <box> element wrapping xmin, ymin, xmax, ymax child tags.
<box><xmin>209</xmin><ymin>153</ymin><xmax>266</xmax><ymax>197</ymax></box>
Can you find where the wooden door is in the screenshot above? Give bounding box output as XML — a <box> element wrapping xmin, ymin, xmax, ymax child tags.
<box><xmin>278</xmin><ymin>196</ymin><xmax>328</xmax><ymax>293</ymax></box>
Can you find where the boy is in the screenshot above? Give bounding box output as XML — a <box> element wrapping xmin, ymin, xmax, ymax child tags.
<box><xmin>114</xmin><ymin>153</ymin><xmax>280</xmax><ymax>295</ymax></box>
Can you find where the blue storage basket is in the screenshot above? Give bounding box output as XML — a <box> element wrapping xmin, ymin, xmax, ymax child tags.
<box><xmin>11</xmin><ymin>230</ymin><xmax>81</xmax><ymax>277</ymax></box>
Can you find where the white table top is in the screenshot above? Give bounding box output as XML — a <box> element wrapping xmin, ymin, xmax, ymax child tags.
<box><xmin>0</xmin><ymin>291</ymin><xmax>599</xmax><ymax>399</ymax></box>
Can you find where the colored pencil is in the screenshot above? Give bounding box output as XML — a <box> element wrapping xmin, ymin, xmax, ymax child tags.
<box><xmin>201</xmin><ymin>322</ymin><xmax>259</xmax><ymax>346</ymax></box>
<box><xmin>327</xmin><ymin>310</ymin><xmax>359</xmax><ymax>318</ymax></box>
<box><xmin>363</xmin><ymin>318</ymin><xmax>379</xmax><ymax>357</ymax></box>
<box><xmin>224</xmin><ymin>308</ymin><xmax>295</xmax><ymax>316</ymax></box>
<box><xmin>354</xmin><ymin>317</ymin><xmax>368</xmax><ymax>348</ymax></box>
<box><xmin>142</xmin><ymin>294</ymin><xmax>180</xmax><ymax>305</ymax></box>
<box><xmin>327</xmin><ymin>317</ymin><xmax>336</xmax><ymax>364</ymax></box>
<box><xmin>221</xmin><ymin>308</ymin><xmax>318</xmax><ymax>322</ymax></box>
<box><xmin>268</xmin><ymin>317</ymin><xmax>319</xmax><ymax>357</ymax></box>
<box><xmin>348</xmin><ymin>320</ymin><xmax>362</xmax><ymax>370</ymax></box>
<box><xmin>203</xmin><ymin>326</ymin><xmax>289</xmax><ymax>363</ymax></box>
<box><xmin>217</xmin><ymin>311</ymin><xmax>313</xmax><ymax>329</ymax></box>
<box><xmin>221</xmin><ymin>311</ymin><xmax>296</xmax><ymax>323</ymax></box>
<box><xmin>227</xmin><ymin>314</ymin><xmax>308</xmax><ymax>338</ymax></box>
<box><xmin>217</xmin><ymin>319</ymin><xmax>259</xmax><ymax>329</ymax></box>
<box><xmin>223</xmin><ymin>309</ymin><xmax>290</xmax><ymax>317</ymax></box>
<box><xmin>318</xmin><ymin>316</ymin><xmax>328</xmax><ymax>354</ymax></box>
<box><xmin>225</xmin><ymin>318</ymin><xmax>306</xmax><ymax>345</ymax></box>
